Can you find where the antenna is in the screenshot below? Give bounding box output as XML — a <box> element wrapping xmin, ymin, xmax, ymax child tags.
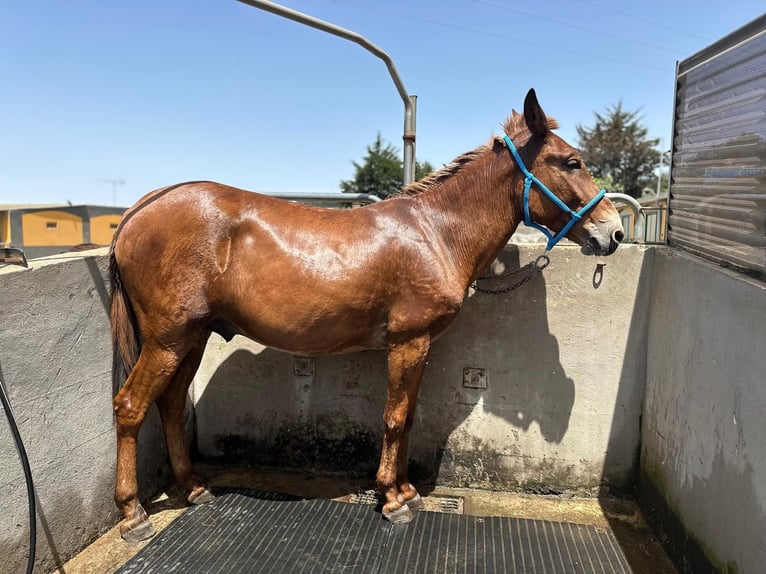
<box><xmin>102</xmin><ymin>178</ymin><xmax>126</xmax><ymax>206</ymax></box>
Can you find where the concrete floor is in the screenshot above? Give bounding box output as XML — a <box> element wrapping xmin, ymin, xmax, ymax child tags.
<box><xmin>58</xmin><ymin>466</ymin><xmax>677</xmax><ymax>574</ymax></box>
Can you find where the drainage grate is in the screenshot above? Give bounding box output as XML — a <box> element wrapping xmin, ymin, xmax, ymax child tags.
<box><xmin>348</xmin><ymin>491</ymin><xmax>464</xmax><ymax>516</ymax></box>
<box><xmin>438</xmin><ymin>496</ymin><xmax>463</xmax><ymax>514</ymax></box>
<box><xmin>349</xmin><ymin>489</ymin><xmax>383</xmax><ymax>507</ymax></box>
<box><xmin>118</xmin><ymin>488</ymin><xmax>631</xmax><ymax>573</ymax></box>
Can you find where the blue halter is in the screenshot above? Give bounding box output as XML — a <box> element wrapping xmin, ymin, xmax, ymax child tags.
<box><xmin>503</xmin><ymin>135</ymin><xmax>606</xmax><ymax>251</ymax></box>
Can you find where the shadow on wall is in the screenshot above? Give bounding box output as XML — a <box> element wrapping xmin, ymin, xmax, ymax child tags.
<box><xmin>640</xmin><ymin>447</ymin><xmax>766</xmax><ymax>574</ymax></box>
<box><xmin>195</xmin><ymin>345</ymin><xmax>387</xmax><ymax>475</ymax></box>
<box><xmin>596</xmin><ymin>249</ymin><xmax>668</xmax><ymax>573</ymax></box>
<box><xmin>599</xmin><ymin>249</ymin><xmax>653</xmax><ymax>493</ymax></box>
<box><xmin>413</xmin><ymin>247</ymin><xmax>576</xmax><ymax>490</ymax></box>
<box><xmin>192</xmin><ymin>246</ymin><xmax>576</xmax><ymax>494</ymax></box>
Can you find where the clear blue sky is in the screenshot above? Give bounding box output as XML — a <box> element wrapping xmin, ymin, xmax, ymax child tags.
<box><xmin>1</xmin><ymin>1</ymin><xmax>764</xmax><ymax>207</ymax></box>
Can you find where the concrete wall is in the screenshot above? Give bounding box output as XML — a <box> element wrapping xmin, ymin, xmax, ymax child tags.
<box><xmin>193</xmin><ymin>244</ymin><xmax>652</xmax><ymax>493</ymax></box>
<box><xmin>641</xmin><ymin>248</ymin><xmax>766</xmax><ymax>574</ymax></box>
<box><xmin>3</xmin><ymin>243</ymin><xmax>762</xmax><ymax>572</ymax></box>
<box><xmin>0</xmin><ymin>250</ymin><xmax>172</xmax><ymax>574</ymax></box>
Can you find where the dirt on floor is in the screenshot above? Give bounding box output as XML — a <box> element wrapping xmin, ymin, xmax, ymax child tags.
<box><xmin>59</xmin><ymin>465</ymin><xmax>677</xmax><ymax>574</ymax></box>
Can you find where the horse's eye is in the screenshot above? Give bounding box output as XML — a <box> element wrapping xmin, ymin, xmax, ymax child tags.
<box><xmin>566</xmin><ymin>158</ymin><xmax>581</xmax><ymax>170</ymax></box>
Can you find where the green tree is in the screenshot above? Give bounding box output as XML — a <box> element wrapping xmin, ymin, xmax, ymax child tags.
<box><xmin>414</xmin><ymin>159</ymin><xmax>434</xmax><ymax>182</ymax></box>
<box><xmin>576</xmin><ymin>103</ymin><xmax>661</xmax><ymax>198</ymax></box>
<box><xmin>340</xmin><ymin>133</ymin><xmax>434</xmax><ymax>199</ymax></box>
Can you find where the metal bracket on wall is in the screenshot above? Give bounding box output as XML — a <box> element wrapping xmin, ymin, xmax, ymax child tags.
<box><xmin>293</xmin><ymin>356</ymin><xmax>315</xmax><ymax>377</ymax></box>
<box><xmin>462</xmin><ymin>367</ymin><xmax>488</xmax><ymax>389</ymax></box>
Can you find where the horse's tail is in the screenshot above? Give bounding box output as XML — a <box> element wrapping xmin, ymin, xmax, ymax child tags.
<box><xmin>109</xmin><ymin>245</ymin><xmax>140</xmax><ymax>396</ymax></box>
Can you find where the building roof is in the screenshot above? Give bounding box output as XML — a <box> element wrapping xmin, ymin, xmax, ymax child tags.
<box><xmin>0</xmin><ymin>203</ymin><xmax>67</xmax><ymax>210</ymax></box>
<box><xmin>0</xmin><ymin>204</ymin><xmax>124</xmax><ymax>211</ymax></box>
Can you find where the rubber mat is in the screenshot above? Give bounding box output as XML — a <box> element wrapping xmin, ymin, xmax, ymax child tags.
<box><xmin>117</xmin><ymin>489</ymin><xmax>631</xmax><ymax>573</ymax></box>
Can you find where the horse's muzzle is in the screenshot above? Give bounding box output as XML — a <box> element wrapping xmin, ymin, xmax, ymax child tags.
<box><xmin>584</xmin><ymin>225</ymin><xmax>624</xmax><ymax>256</ymax></box>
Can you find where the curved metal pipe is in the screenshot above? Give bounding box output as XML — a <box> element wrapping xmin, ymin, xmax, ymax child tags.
<box><xmin>606</xmin><ymin>192</ymin><xmax>644</xmax><ymax>242</ymax></box>
<box><xmin>236</xmin><ymin>0</ymin><xmax>417</xmax><ymax>185</ymax></box>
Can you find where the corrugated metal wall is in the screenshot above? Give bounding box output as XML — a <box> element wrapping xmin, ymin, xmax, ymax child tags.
<box><xmin>670</xmin><ymin>14</ymin><xmax>766</xmax><ymax>275</ymax></box>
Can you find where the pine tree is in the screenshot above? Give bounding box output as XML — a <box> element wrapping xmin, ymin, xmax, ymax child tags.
<box><xmin>341</xmin><ymin>134</ymin><xmax>434</xmax><ymax>199</ymax></box>
<box><xmin>576</xmin><ymin>103</ymin><xmax>661</xmax><ymax>198</ymax></box>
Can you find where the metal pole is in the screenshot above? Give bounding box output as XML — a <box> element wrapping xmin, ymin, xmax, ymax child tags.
<box><xmin>403</xmin><ymin>95</ymin><xmax>417</xmax><ymax>186</ymax></box>
<box><xmin>102</xmin><ymin>178</ymin><xmax>125</xmax><ymax>206</ymax></box>
<box><xmin>655</xmin><ymin>138</ymin><xmax>663</xmax><ymax>197</ymax></box>
<box><xmin>236</xmin><ymin>0</ymin><xmax>417</xmax><ymax>185</ymax></box>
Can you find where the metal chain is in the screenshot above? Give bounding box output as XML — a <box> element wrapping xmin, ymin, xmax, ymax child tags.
<box><xmin>470</xmin><ymin>254</ymin><xmax>550</xmax><ymax>295</ymax></box>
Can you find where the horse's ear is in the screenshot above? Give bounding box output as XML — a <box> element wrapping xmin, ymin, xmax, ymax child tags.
<box><xmin>523</xmin><ymin>88</ymin><xmax>549</xmax><ymax>137</ymax></box>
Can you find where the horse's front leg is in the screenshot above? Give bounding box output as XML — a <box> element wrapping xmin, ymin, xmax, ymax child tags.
<box><xmin>394</xmin><ymin>393</ymin><xmax>426</xmax><ymax>513</ymax></box>
<box><xmin>377</xmin><ymin>335</ymin><xmax>430</xmax><ymax>523</ymax></box>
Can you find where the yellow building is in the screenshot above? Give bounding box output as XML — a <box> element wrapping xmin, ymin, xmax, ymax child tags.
<box><xmin>0</xmin><ymin>204</ymin><xmax>125</xmax><ymax>259</ymax></box>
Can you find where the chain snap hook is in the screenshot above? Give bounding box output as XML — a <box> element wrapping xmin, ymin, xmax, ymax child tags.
<box><xmin>471</xmin><ymin>251</ymin><xmax>551</xmax><ymax>295</ymax></box>
<box><xmin>535</xmin><ymin>254</ymin><xmax>550</xmax><ymax>270</ymax></box>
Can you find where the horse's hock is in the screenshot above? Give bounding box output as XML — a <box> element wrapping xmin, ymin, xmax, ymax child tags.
<box><xmin>1</xmin><ymin>243</ymin><xmax>765</xmax><ymax>573</ymax></box>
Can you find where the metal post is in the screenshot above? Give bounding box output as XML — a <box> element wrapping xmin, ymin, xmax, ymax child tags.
<box><xmin>655</xmin><ymin>138</ymin><xmax>664</xmax><ymax>197</ymax></box>
<box><xmin>403</xmin><ymin>95</ymin><xmax>417</xmax><ymax>186</ymax></box>
<box><xmin>236</xmin><ymin>0</ymin><xmax>417</xmax><ymax>185</ymax></box>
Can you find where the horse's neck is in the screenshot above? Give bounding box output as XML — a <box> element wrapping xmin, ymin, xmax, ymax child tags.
<box><xmin>415</xmin><ymin>151</ymin><xmax>522</xmax><ymax>284</ymax></box>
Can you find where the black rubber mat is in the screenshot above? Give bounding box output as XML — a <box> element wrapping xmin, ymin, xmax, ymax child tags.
<box><xmin>117</xmin><ymin>489</ymin><xmax>631</xmax><ymax>573</ymax></box>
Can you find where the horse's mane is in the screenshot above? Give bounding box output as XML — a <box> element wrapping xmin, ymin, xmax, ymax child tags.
<box><xmin>398</xmin><ymin>112</ymin><xmax>558</xmax><ymax>197</ymax></box>
<box><xmin>399</xmin><ymin>147</ymin><xmax>487</xmax><ymax>196</ymax></box>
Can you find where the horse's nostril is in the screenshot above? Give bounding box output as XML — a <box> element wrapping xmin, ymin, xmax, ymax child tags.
<box><xmin>612</xmin><ymin>229</ymin><xmax>625</xmax><ymax>243</ymax></box>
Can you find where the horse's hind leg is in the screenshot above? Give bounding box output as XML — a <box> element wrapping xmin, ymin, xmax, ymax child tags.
<box><xmin>114</xmin><ymin>344</ymin><xmax>185</xmax><ymax>542</ymax></box>
<box><xmin>156</xmin><ymin>333</ymin><xmax>214</xmax><ymax>506</ymax></box>
<box><xmin>377</xmin><ymin>335</ymin><xmax>430</xmax><ymax>523</ymax></box>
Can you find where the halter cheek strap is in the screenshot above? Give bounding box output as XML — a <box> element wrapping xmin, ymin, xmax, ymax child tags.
<box><xmin>503</xmin><ymin>135</ymin><xmax>606</xmax><ymax>251</ymax></box>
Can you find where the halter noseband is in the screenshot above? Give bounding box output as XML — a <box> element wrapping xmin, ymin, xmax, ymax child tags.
<box><xmin>503</xmin><ymin>135</ymin><xmax>606</xmax><ymax>251</ymax></box>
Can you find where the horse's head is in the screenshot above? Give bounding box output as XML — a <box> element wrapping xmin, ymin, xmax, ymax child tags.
<box><xmin>504</xmin><ymin>89</ymin><xmax>624</xmax><ymax>256</ymax></box>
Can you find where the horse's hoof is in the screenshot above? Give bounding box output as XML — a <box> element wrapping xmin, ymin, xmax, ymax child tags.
<box><xmin>120</xmin><ymin>507</ymin><xmax>156</xmax><ymax>543</ymax></box>
<box><xmin>383</xmin><ymin>503</ymin><xmax>414</xmax><ymax>524</ymax></box>
<box><xmin>406</xmin><ymin>493</ymin><xmax>424</xmax><ymax>512</ymax></box>
<box><xmin>189</xmin><ymin>487</ymin><xmax>215</xmax><ymax>505</ymax></box>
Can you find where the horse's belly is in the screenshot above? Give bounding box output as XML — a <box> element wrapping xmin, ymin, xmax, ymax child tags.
<box><xmin>227</xmin><ymin>302</ymin><xmax>388</xmax><ymax>356</ymax></box>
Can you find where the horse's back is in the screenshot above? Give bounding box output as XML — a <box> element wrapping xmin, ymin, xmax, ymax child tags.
<box><xmin>112</xmin><ymin>181</ymin><xmax>443</xmax><ymax>353</ymax></box>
